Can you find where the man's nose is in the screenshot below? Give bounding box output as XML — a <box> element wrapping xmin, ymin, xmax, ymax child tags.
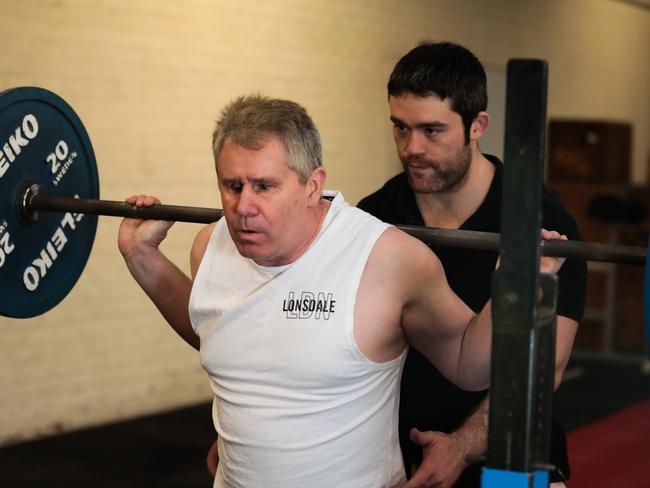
<box><xmin>236</xmin><ymin>186</ymin><xmax>258</xmax><ymax>217</ymax></box>
<box><xmin>404</xmin><ymin>132</ymin><xmax>426</xmax><ymax>156</ymax></box>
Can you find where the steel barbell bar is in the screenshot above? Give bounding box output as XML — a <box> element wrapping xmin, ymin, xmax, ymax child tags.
<box><xmin>23</xmin><ymin>184</ymin><xmax>647</xmax><ymax>266</ymax></box>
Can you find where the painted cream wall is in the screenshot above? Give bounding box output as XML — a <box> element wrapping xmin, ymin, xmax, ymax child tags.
<box><xmin>0</xmin><ymin>0</ymin><xmax>649</xmax><ymax>444</ymax></box>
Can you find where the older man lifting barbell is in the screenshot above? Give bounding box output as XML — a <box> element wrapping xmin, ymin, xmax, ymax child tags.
<box><xmin>115</xmin><ymin>94</ymin><xmax>566</xmax><ymax>488</ymax></box>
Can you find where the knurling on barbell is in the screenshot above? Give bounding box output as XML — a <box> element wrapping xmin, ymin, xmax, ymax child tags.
<box><xmin>0</xmin><ymin>86</ymin><xmax>648</xmax><ymax>319</ymax></box>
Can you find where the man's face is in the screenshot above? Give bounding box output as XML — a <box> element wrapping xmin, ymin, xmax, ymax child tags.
<box><xmin>217</xmin><ymin>137</ymin><xmax>319</xmax><ymax>267</ymax></box>
<box><xmin>389</xmin><ymin>93</ymin><xmax>472</xmax><ymax>194</ymax></box>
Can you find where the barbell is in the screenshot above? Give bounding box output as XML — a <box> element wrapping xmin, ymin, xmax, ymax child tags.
<box><xmin>0</xmin><ymin>87</ymin><xmax>648</xmax><ymax>319</ymax></box>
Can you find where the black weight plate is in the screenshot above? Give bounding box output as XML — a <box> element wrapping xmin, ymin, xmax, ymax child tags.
<box><xmin>0</xmin><ymin>87</ymin><xmax>99</xmax><ymax>318</ymax></box>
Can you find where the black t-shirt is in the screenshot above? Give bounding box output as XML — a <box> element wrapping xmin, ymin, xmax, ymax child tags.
<box><xmin>357</xmin><ymin>155</ymin><xmax>587</xmax><ymax>486</ymax></box>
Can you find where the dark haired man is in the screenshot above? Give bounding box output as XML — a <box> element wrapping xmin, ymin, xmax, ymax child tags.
<box><xmin>358</xmin><ymin>42</ymin><xmax>587</xmax><ymax>487</ymax></box>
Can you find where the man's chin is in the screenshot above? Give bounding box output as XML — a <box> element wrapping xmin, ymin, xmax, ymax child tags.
<box><xmin>234</xmin><ymin>241</ymin><xmax>262</xmax><ymax>259</ymax></box>
<box><xmin>406</xmin><ymin>173</ymin><xmax>437</xmax><ymax>194</ymax></box>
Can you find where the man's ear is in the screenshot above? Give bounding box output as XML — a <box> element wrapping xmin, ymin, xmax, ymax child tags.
<box><xmin>307</xmin><ymin>166</ymin><xmax>327</xmax><ymax>205</ymax></box>
<box><xmin>470</xmin><ymin>112</ymin><xmax>490</xmax><ymax>142</ymax></box>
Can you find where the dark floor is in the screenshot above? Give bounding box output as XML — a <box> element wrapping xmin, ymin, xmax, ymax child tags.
<box><xmin>0</xmin><ymin>402</ymin><xmax>216</xmax><ymax>488</ymax></box>
<box><xmin>556</xmin><ymin>353</ymin><xmax>650</xmax><ymax>430</ymax></box>
<box><xmin>1</xmin><ymin>354</ymin><xmax>649</xmax><ymax>487</ymax></box>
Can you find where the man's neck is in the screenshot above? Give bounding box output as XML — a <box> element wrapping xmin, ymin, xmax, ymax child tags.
<box><xmin>415</xmin><ymin>151</ymin><xmax>495</xmax><ymax>229</ymax></box>
<box><xmin>295</xmin><ymin>198</ymin><xmax>331</xmax><ymax>260</ymax></box>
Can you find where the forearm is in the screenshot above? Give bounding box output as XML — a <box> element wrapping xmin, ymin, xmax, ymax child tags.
<box><xmin>457</xmin><ymin>286</ymin><xmax>572</xmax><ymax>391</ymax></box>
<box><xmin>125</xmin><ymin>248</ymin><xmax>199</xmax><ymax>349</ymax></box>
<box><xmin>454</xmin><ymin>397</ymin><xmax>489</xmax><ymax>461</ymax></box>
<box><xmin>553</xmin><ymin>316</ymin><xmax>578</xmax><ymax>388</ymax></box>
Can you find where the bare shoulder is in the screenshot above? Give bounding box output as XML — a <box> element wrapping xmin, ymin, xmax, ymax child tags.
<box><xmin>364</xmin><ymin>226</ymin><xmax>446</xmax><ymax>305</ymax></box>
<box><xmin>372</xmin><ymin>226</ymin><xmax>443</xmax><ymax>280</ymax></box>
<box><xmin>190</xmin><ymin>223</ymin><xmax>216</xmax><ymax>278</ymax></box>
<box><xmin>354</xmin><ymin>226</ymin><xmax>446</xmax><ymax>362</ymax></box>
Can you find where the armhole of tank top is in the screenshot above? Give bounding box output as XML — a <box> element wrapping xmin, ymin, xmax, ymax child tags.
<box><xmin>345</xmin><ymin>222</ymin><xmax>407</xmax><ymax>369</ymax></box>
<box><xmin>188</xmin><ymin>221</ymin><xmax>222</xmax><ymax>329</ymax></box>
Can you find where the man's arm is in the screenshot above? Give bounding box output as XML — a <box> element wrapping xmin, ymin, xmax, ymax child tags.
<box><xmin>399</xmin><ymin>247</ymin><xmax>491</xmax><ymax>391</ymax></box>
<box><xmin>403</xmin><ymin>399</ymin><xmax>489</xmax><ymax>487</ymax></box>
<box><xmin>355</xmin><ymin>226</ymin><xmax>492</xmax><ymax>390</ymax></box>
<box><xmin>399</xmin><ymin>228</ymin><xmax>567</xmax><ymax>391</ymax></box>
<box><xmin>392</xmin><ymin>232</ymin><xmax>569</xmax><ymax>488</ymax></box>
<box><xmin>118</xmin><ymin>195</ymin><xmax>212</xmax><ymax>350</ymax></box>
<box><xmin>554</xmin><ymin>316</ymin><xmax>578</xmax><ymax>387</ymax></box>
<box><xmin>403</xmin><ymin>315</ymin><xmax>575</xmax><ymax>487</ymax></box>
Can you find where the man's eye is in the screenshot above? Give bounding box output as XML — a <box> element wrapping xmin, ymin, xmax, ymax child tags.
<box><xmin>425</xmin><ymin>127</ymin><xmax>440</xmax><ymax>136</ymax></box>
<box><xmin>256</xmin><ymin>183</ymin><xmax>272</xmax><ymax>192</ymax></box>
<box><xmin>229</xmin><ymin>183</ymin><xmax>242</xmax><ymax>192</ymax></box>
<box><xmin>393</xmin><ymin>124</ymin><xmax>408</xmax><ymax>133</ymax></box>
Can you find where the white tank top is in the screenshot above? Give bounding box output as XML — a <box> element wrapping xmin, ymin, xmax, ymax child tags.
<box><xmin>189</xmin><ymin>192</ymin><xmax>406</xmax><ymax>488</ymax></box>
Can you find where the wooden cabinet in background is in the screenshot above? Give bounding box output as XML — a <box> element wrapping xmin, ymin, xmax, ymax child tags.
<box><xmin>547</xmin><ymin>119</ymin><xmax>646</xmax><ymax>355</ymax></box>
<box><xmin>548</xmin><ymin>120</ymin><xmax>631</xmax><ymax>183</ymax></box>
